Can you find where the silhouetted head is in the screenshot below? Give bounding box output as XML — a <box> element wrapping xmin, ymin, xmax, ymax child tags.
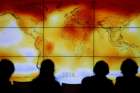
<box><xmin>40</xmin><ymin>59</ymin><xmax>55</xmax><ymax>77</ymax></box>
<box><xmin>0</xmin><ymin>59</ymin><xmax>15</xmax><ymax>80</ymax></box>
<box><xmin>121</xmin><ymin>58</ymin><xmax>138</xmax><ymax>77</ymax></box>
<box><xmin>94</xmin><ymin>60</ymin><xmax>109</xmax><ymax>77</ymax></box>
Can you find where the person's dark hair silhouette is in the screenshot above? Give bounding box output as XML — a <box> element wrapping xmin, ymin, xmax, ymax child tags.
<box><xmin>121</xmin><ymin>58</ymin><xmax>138</xmax><ymax>77</ymax></box>
<box><xmin>81</xmin><ymin>60</ymin><xmax>114</xmax><ymax>93</ymax></box>
<box><xmin>115</xmin><ymin>58</ymin><xmax>140</xmax><ymax>93</ymax></box>
<box><xmin>31</xmin><ymin>59</ymin><xmax>62</xmax><ymax>93</ymax></box>
<box><xmin>40</xmin><ymin>59</ymin><xmax>54</xmax><ymax>78</ymax></box>
<box><xmin>0</xmin><ymin>59</ymin><xmax>15</xmax><ymax>93</ymax></box>
<box><xmin>94</xmin><ymin>60</ymin><xmax>109</xmax><ymax>77</ymax></box>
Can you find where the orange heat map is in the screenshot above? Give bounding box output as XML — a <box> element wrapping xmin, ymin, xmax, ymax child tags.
<box><xmin>0</xmin><ymin>0</ymin><xmax>140</xmax><ymax>83</ymax></box>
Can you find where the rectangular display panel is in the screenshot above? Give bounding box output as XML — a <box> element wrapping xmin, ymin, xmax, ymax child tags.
<box><xmin>0</xmin><ymin>0</ymin><xmax>140</xmax><ymax>84</ymax></box>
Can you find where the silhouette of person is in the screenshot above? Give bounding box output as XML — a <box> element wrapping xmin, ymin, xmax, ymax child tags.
<box><xmin>31</xmin><ymin>59</ymin><xmax>62</xmax><ymax>93</ymax></box>
<box><xmin>81</xmin><ymin>60</ymin><xmax>114</xmax><ymax>93</ymax></box>
<box><xmin>0</xmin><ymin>59</ymin><xmax>15</xmax><ymax>93</ymax></box>
<box><xmin>115</xmin><ymin>58</ymin><xmax>140</xmax><ymax>93</ymax></box>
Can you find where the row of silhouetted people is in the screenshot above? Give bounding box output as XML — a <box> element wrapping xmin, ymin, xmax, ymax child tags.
<box><xmin>0</xmin><ymin>58</ymin><xmax>140</xmax><ymax>93</ymax></box>
<box><xmin>81</xmin><ymin>59</ymin><xmax>140</xmax><ymax>93</ymax></box>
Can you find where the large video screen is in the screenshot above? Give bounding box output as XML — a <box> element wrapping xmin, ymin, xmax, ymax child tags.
<box><xmin>0</xmin><ymin>0</ymin><xmax>140</xmax><ymax>84</ymax></box>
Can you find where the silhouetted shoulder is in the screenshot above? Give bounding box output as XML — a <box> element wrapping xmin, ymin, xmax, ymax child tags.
<box><xmin>115</xmin><ymin>76</ymin><xmax>140</xmax><ymax>93</ymax></box>
<box><xmin>31</xmin><ymin>77</ymin><xmax>62</xmax><ymax>93</ymax></box>
<box><xmin>116</xmin><ymin>76</ymin><xmax>140</xmax><ymax>84</ymax></box>
<box><xmin>82</xmin><ymin>76</ymin><xmax>93</xmax><ymax>83</ymax></box>
<box><xmin>81</xmin><ymin>76</ymin><xmax>93</xmax><ymax>93</ymax></box>
<box><xmin>81</xmin><ymin>76</ymin><xmax>114</xmax><ymax>93</ymax></box>
<box><xmin>82</xmin><ymin>76</ymin><xmax>113</xmax><ymax>83</ymax></box>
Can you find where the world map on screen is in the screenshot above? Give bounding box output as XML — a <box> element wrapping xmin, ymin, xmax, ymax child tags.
<box><xmin>0</xmin><ymin>0</ymin><xmax>140</xmax><ymax>84</ymax></box>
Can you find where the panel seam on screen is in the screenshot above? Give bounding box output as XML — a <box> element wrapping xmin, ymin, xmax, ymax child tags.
<box><xmin>93</xmin><ymin>0</ymin><xmax>96</xmax><ymax>66</ymax></box>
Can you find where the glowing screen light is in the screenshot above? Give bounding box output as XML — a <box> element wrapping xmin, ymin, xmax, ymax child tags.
<box><xmin>0</xmin><ymin>0</ymin><xmax>140</xmax><ymax>84</ymax></box>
